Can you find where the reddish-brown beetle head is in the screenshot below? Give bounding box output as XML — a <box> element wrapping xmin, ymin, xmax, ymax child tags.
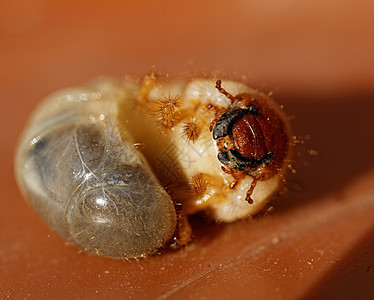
<box><xmin>213</xmin><ymin>80</ymin><xmax>290</xmax><ymax>185</ymax></box>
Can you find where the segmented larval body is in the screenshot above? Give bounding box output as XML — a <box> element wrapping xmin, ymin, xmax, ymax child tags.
<box><xmin>15</xmin><ymin>76</ymin><xmax>291</xmax><ymax>258</ymax></box>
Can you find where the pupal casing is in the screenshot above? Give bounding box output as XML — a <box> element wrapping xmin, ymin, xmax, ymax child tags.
<box><xmin>15</xmin><ymin>80</ymin><xmax>177</xmax><ymax>258</ymax></box>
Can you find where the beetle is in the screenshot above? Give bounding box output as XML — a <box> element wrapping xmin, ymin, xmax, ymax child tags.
<box><xmin>211</xmin><ymin>80</ymin><xmax>290</xmax><ymax>204</ymax></box>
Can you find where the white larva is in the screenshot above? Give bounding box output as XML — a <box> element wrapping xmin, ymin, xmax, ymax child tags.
<box><xmin>15</xmin><ymin>75</ymin><xmax>291</xmax><ymax>258</ymax></box>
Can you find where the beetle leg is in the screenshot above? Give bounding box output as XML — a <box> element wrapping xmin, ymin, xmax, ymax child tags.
<box><xmin>183</xmin><ymin>173</ymin><xmax>226</xmax><ymax>215</ymax></box>
<box><xmin>169</xmin><ymin>214</ymin><xmax>192</xmax><ymax>249</ymax></box>
<box><xmin>137</xmin><ymin>72</ymin><xmax>158</xmax><ymax>108</ymax></box>
<box><xmin>245</xmin><ymin>178</ymin><xmax>258</xmax><ymax>204</ymax></box>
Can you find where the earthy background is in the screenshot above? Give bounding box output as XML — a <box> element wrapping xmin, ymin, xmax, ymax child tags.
<box><xmin>1</xmin><ymin>0</ymin><xmax>374</xmax><ymax>299</ymax></box>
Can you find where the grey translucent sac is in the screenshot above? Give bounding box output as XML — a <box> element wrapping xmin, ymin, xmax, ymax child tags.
<box><xmin>15</xmin><ymin>80</ymin><xmax>177</xmax><ymax>258</ymax></box>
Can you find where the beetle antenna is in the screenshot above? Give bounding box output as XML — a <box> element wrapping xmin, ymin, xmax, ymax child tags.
<box><xmin>215</xmin><ymin>80</ymin><xmax>236</xmax><ymax>103</ymax></box>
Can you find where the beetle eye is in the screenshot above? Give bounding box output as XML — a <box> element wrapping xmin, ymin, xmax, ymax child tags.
<box><xmin>212</xmin><ymin>106</ymin><xmax>258</xmax><ymax>140</ymax></box>
<box><xmin>217</xmin><ymin>150</ymin><xmax>272</xmax><ymax>172</ymax></box>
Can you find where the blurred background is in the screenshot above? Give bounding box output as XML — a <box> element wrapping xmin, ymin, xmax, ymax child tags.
<box><xmin>1</xmin><ymin>0</ymin><xmax>374</xmax><ymax>299</ymax></box>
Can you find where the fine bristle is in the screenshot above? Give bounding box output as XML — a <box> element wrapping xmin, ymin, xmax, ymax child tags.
<box><xmin>190</xmin><ymin>174</ymin><xmax>209</xmax><ymax>197</ymax></box>
<box><xmin>182</xmin><ymin>119</ymin><xmax>201</xmax><ymax>142</ymax></box>
<box><xmin>153</xmin><ymin>95</ymin><xmax>182</xmax><ymax>132</ymax></box>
